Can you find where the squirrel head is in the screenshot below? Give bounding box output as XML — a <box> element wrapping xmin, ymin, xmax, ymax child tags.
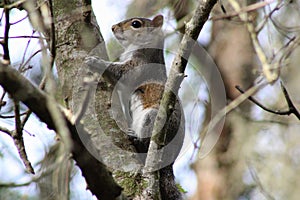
<box><xmin>111</xmin><ymin>15</ymin><xmax>164</xmax><ymax>49</ymax></box>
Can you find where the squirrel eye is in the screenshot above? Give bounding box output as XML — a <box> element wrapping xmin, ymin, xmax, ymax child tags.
<box><xmin>131</xmin><ymin>20</ymin><xmax>142</xmax><ymax>28</ymax></box>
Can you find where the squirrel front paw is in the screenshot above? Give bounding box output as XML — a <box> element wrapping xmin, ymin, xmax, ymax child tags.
<box><xmin>85</xmin><ymin>56</ymin><xmax>107</xmax><ymax>73</ymax></box>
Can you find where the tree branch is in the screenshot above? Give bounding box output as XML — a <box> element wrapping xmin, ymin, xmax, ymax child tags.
<box><xmin>211</xmin><ymin>0</ymin><xmax>275</xmax><ymax>21</ymax></box>
<box><xmin>0</xmin><ymin>64</ymin><xmax>122</xmax><ymax>200</ymax></box>
<box><xmin>12</xmin><ymin>100</ymin><xmax>35</xmax><ymax>174</ymax></box>
<box><xmin>144</xmin><ymin>0</ymin><xmax>218</xmax><ymax>198</ymax></box>
<box><xmin>228</xmin><ymin>0</ymin><xmax>279</xmax><ymax>83</ymax></box>
<box><xmin>196</xmin><ymin>82</ymin><xmax>267</xmax><ymax>154</ymax></box>
<box><xmin>236</xmin><ymin>82</ymin><xmax>300</xmax><ymax>120</ymax></box>
<box><xmin>1</xmin><ymin>0</ymin><xmax>11</xmax><ymax>63</ymax></box>
<box><xmin>0</xmin><ymin>125</ymin><xmax>12</xmax><ymax>136</ymax></box>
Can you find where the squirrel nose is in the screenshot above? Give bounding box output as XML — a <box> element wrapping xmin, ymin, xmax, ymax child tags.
<box><xmin>112</xmin><ymin>25</ymin><xmax>116</xmax><ymax>32</ymax></box>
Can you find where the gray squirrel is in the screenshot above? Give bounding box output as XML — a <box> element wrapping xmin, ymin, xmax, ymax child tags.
<box><xmin>86</xmin><ymin>14</ymin><xmax>184</xmax><ymax>155</ymax></box>
<box><xmin>85</xmin><ymin>14</ymin><xmax>184</xmax><ymax>199</ymax></box>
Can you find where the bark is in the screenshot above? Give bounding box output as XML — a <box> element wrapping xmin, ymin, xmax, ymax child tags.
<box><xmin>0</xmin><ymin>63</ymin><xmax>122</xmax><ymax>200</ymax></box>
<box><xmin>0</xmin><ymin>0</ymin><xmax>227</xmax><ymax>199</ymax></box>
<box><xmin>53</xmin><ymin>0</ymin><xmax>139</xmax><ymax>198</ymax></box>
<box><xmin>0</xmin><ymin>2</ymin><xmax>125</xmax><ymax>199</ymax></box>
<box><xmin>144</xmin><ymin>0</ymin><xmax>218</xmax><ymax>199</ymax></box>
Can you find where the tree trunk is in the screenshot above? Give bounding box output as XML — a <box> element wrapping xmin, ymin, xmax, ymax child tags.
<box><xmin>53</xmin><ymin>0</ymin><xmax>143</xmax><ymax>198</ymax></box>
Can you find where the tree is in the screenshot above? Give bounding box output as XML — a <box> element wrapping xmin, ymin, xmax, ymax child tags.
<box><xmin>1</xmin><ymin>0</ymin><xmax>300</xmax><ymax>200</ymax></box>
<box><xmin>0</xmin><ymin>0</ymin><xmax>216</xmax><ymax>199</ymax></box>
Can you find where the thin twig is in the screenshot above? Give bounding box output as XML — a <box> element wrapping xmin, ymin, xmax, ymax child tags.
<box><xmin>274</xmin><ymin>36</ymin><xmax>297</xmax><ymax>62</ymax></box>
<box><xmin>20</xmin><ymin>30</ymin><xmax>36</xmax><ymax>70</ymax></box>
<box><xmin>235</xmin><ymin>85</ymin><xmax>290</xmax><ymax>115</ymax></box>
<box><xmin>0</xmin><ymin>36</ymin><xmax>44</xmax><ymax>39</ymax></box>
<box><xmin>212</xmin><ymin>0</ymin><xmax>275</xmax><ymax>21</ymax></box>
<box><xmin>197</xmin><ymin>82</ymin><xmax>267</xmax><ymax>150</ymax></box>
<box><xmin>12</xmin><ymin>100</ymin><xmax>35</xmax><ymax>174</ymax></box>
<box><xmin>256</xmin><ymin>1</ymin><xmax>284</xmax><ymax>33</ymax></box>
<box><xmin>0</xmin><ymin>111</ymin><xmax>27</xmax><ymax>119</ymax></box>
<box><xmin>280</xmin><ymin>82</ymin><xmax>300</xmax><ymax>120</ymax></box>
<box><xmin>14</xmin><ymin>100</ymin><xmax>22</xmax><ymax>135</ymax></box>
<box><xmin>19</xmin><ymin>49</ymin><xmax>42</xmax><ymax>72</ymax></box>
<box><xmin>21</xmin><ymin>110</ymin><xmax>32</xmax><ymax>130</ymax></box>
<box><xmin>0</xmin><ymin>125</ymin><xmax>12</xmax><ymax>136</ymax></box>
<box><xmin>0</xmin><ymin>90</ymin><xmax>6</xmax><ymax>109</ymax></box>
<box><xmin>278</xmin><ymin>37</ymin><xmax>300</xmax><ymax>66</ymax></box>
<box><xmin>10</xmin><ymin>14</ymin><xmax>29</xmax><ymax>25</ymax></box>
<box><xmin>1</xmin><ymin>0</ymin><xmax>11</xmax><ymax>63</ymax></box>
<box><xmin>236</xmin><ymin>82</ymin><xmax>300</xmax><ymax>120</ymax></box>
<box><xmin>0</xmin><ymin>8</ymin><xmax>4</xmax><ymax>21</ymax></box>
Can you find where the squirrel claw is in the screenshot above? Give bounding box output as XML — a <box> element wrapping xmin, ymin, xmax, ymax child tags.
<box><xmin>85</xmin><ymin>56</ymin><xmax>107</xmax><ymax>73</ymax></box>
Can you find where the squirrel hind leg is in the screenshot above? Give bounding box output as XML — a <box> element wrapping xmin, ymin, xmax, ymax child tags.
<box><xmin>127</xmin><ymin>130</ymin><xmax>149</xmax><ymax>164</ymax></box>
<box><xmin>127</xmin><ymin>129</ymin><xmax>150</xmax><ymax>154</ymax></box>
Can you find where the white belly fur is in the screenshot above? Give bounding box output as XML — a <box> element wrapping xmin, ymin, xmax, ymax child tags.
<box><xmin>130</xmin><ymin>93</ymin><xmax>154</xmax><ymax>138</ymax></box>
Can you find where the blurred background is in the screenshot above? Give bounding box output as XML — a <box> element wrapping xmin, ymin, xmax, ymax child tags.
<box><xmin>1</xmin><ymin>0</ymin><xmax>300</xmax><ymax>199</ymax></box>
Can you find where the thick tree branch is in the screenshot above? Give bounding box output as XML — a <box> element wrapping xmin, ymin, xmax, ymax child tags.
<box><xmin>0</xmin><ymin>64</ymin><xmax>122</xmax><ymax>200</ymax></box>
<box><xmin>144</xmin><ymin>0</ymin><xmax>218</xmax><ymax>198</ymax></box>
<box><xmin>53</xmin><ymin>0</ymin><xmax>137</xmax><ymax>198</ymax></box>
<box><xmin>0</xmin><ymin>65</ymin><xmax>54</xmax><ymax>128</ymax></box>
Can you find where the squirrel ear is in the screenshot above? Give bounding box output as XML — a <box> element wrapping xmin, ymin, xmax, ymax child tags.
<box><xmin>152</xmin><ymin>15</ymin><xmax>163</xmax><ymax>27</ymax></box>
